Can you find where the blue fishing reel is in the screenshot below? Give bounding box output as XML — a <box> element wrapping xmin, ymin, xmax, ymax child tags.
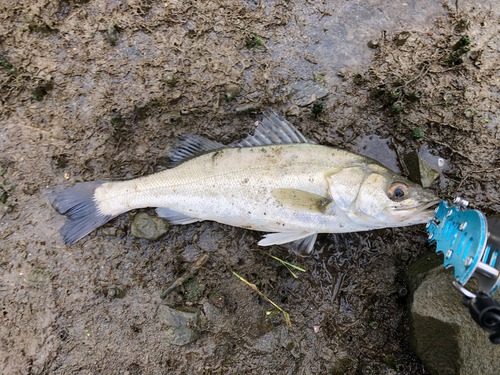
<box><xmin>427</xmin><ymin>198</ymin><xmax>500</xmax><ymax>344</ymax></box>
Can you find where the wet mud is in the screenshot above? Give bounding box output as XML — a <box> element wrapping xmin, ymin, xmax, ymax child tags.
<box><xmin>1</xmin><ymin>0</ymin><xmax>500</xmax><ymax>373</ymax></box>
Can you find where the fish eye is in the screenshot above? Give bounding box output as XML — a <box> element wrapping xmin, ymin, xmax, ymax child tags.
<box><xmin>388</xmin><ymin>182</ymin><xmax>409</xmax><ymax>200</ymax></box>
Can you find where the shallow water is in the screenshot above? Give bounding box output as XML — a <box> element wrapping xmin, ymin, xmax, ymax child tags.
<box><xmin>272</xmin><ymin>0</ymin><xmax>448</xmax><ymax>77</ymax></box>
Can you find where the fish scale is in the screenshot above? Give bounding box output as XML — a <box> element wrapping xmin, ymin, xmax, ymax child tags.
<box><xmin>96</xmin><ymin>144</ymin><xmax>349</xmax><ymax>233</ymax></box>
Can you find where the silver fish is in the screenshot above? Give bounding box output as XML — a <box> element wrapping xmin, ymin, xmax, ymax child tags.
<box><xmin>50</xmin><ymin>110</ymin><xmax>439</xmax><ymax>254</ymax></box>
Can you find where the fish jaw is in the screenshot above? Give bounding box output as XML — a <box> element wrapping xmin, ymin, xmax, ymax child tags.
<box><xmin>395</xmin><ymin>198</ymin><xmax>441</xmax><ymax>225</ymax></box>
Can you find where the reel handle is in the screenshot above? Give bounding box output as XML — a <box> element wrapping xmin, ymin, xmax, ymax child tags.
<box><xmin>463</xmin><ymin>292</ymin><xmax>500</xmax><ymax>344</ymax></box>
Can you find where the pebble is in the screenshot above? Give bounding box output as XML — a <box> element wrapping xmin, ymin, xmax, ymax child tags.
<box><xmin>131</xmin><ymin>212</ymin><xmax>169</xmax><ymax>240</ymax></box>
<box><xmin>158</xmin><ymin>305</ymin><xmax>205</xmax><ymax>346</ymax></box>
<box><xmin>289</xmin><ymin>81</ymin><xmax>329</xmax><ymax>107</ymax></box>
<box><xmin>404</xmin><ymin>150</ymin><xmax>439</xmax><ymax>188</ymax></box>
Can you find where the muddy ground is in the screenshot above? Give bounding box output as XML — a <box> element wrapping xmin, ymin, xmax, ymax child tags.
<box><xmin>1</xmin><ymin>0</ymin><xmax>500</xmax><ymax>374</ymax></box>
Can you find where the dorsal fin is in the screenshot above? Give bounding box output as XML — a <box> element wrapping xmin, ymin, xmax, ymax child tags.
<box><xmin>235</xmin><ymin>109</ymin><xmax>315</xmax><ymax>147</ymax></box>
<box><xmin>170</xmin><ymin>110</ymin><xmax>313</xmax><ymax>166</ymax></box>
<box><xmin>169</xmin><ymin>134</ymin><xmax>225</xmax><ymax>167</ymax></box>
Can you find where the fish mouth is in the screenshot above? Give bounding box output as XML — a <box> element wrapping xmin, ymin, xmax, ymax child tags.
<box><xmin>394</xmin><ymin>198</ymin><xmax>441</xmax><ymax>222</ymax></box>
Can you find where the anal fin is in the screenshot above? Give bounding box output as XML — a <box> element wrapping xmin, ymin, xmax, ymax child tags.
<box><xmin>156</xmin><ymin>207</ymin><xmax>200</xmax><ymax>225</ymax></box>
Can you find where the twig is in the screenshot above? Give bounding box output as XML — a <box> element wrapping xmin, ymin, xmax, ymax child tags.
<box><xmin>160</xmin><ymin>253</ymin><xmax>210</xmax><ymax>299</ymax></box>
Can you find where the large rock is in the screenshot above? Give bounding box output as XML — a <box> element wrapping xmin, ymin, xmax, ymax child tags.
<box><xmin>406</xmin><ymin>253</ymin><xmax>500</xmax><ymax>375</ymax></box>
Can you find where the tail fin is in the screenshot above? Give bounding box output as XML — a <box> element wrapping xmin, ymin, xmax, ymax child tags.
<box><xmin>49</xmin><ymin>181</ymin><xmax>116</xmax><ymax>245</ymax></box>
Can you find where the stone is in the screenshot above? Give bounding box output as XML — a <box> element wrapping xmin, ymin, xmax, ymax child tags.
<box><xmin>27</xmin><ymin>267</ymin><xmax>52</xmax><ymax>290</ymax></box>
<box><xmin>252</xmin><ymin>326</ymin><xmax>301</xmax><ymax>358</ymax></box>
<box><xmin>158</xmin><ymin>305</ymin><xmax>205</xmax><ymax>346</ymax></box>
<box><xmin>406</xmin><ymin>252</ymin><xmax>500</xmax><ymax>375</ymax></box>
<box><xmin>234</xmin><ymin>102</ymin><xmax>261</xmax><ymax>114</ymax></box>
<box><xmin>101</xmin><ymin>227</ymin><xmax>117</xmax><ymax>237</ymax></box>
<box><xmin>404</xmin><ymin>150</ymin><xmax>439</xmax><ymax>188</ymax></box>
<box><xmin>252</xmin><ymin>328</ymin><xmax>280</xmax><ymax>353</ymax></box>
<box><xmin>131</xmin><ymin>212</ymin><xmax>169</xmax><ymax>240</ymax></box>
<box><xmin>286</xmin><ymin>105</ymin><xmax>301</xmax><ymax>116</ymax></box>
<box><xmin>289</xmin><ymin>81</ymin><xmax>329</xmax><ymax>107</ymax></box>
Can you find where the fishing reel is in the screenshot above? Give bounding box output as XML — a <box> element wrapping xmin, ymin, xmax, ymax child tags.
<box><xmin>426</xmin><ymin>198</ymin><xmax>500</xmax><ymax>344</ymax></box>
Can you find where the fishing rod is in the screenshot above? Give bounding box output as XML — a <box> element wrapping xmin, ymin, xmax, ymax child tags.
<box><xmin>426</xmin><ymin>197</ymin><xmax>500</xmax><ymax>344</ymax></box>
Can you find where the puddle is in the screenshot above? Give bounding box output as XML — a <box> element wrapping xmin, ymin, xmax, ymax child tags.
<box><xmin>352</xmin><ymin>135</ymin><xmax>400</xmax><ymax>173</ymax></box>
<box><xmin>269</xmin><ymin>0</ymin><xmax>450</xmax><ymax>79</ymax></box>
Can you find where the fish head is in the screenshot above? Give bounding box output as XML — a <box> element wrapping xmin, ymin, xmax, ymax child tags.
<box><xmin>327</xmin><ymin>163</ymin><xmax>440</xmax><ymax>229</ymax></box>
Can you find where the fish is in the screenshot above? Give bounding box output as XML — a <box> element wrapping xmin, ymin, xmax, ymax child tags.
<box><xmin>49</xmin><ymin>110</ymin><xmax>440</xmax><ymax>254</ymax></box>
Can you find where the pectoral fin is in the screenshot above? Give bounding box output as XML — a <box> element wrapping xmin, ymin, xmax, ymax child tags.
<box><xmin>318</xmin><ymin>197</ymin><xmax>336</xmax><ymax>215</ymax></box>
<box><xmin>272</xmin><ymin>188</ymin><xmax>334</xmax><ymax>214</ymax></box>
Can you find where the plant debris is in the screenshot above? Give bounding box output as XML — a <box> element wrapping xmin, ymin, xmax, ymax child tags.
<box><xmin>160</xmin><ymin>254</ymin><xmax>210</xmax><ymax>299</ymax></box>
<box><xmin>254</xmin><ymin>248</ymin><xmax>306</xmax><ymax>278</ymax></box>
<box><xmin>311</xmin><ymin>100</ymin><xmax>324</xmax><ymax>117</ymax></box>
<box><xmin>232</xmin><ymin>271</ymin><xmax>291</xmax><ymax>327</ymax></box>
<box><xmin>245</xmin><ymin>32</ymin><xmax>264</xmax><ymax>49</ymax></box>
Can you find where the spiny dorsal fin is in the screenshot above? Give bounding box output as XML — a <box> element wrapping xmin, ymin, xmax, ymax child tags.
<box><xmin>235</xmin><ymin>109</ymin><xmax>315</xmax><ymax>147</ymax></box>
<box><xmin>170</xmin><ymin>110</ymin><xmax>312</xmax><ymax>166</ymax></box>
<box><xmin>169</xmin><ymin>134</ymin><xmax>225</xmax><ymax>167</ymax></box>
